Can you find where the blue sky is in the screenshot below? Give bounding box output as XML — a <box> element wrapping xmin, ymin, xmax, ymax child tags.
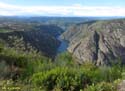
<box><xmin>0</xmin><ymin>0</ymin><xmax>125</xmax><ymax>16</ymax></box>
<box><xmin>2</xmin><ymin>0</ymin><xmax>125</xmax><ymax>6</ymax></box>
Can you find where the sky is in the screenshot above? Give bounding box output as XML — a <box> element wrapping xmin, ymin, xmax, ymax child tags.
<box><xmin>0</xmin><ymin>0</ymin><xmax>125</xmax><ymax>16</ymax></box>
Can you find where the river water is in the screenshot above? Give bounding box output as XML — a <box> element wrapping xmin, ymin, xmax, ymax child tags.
<box><xmin>57</xmin><ymin>37</ymin><xmax>69</xmax><ymax>53</ymax></box>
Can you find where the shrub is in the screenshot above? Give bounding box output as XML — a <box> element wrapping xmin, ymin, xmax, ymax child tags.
<box><xmin>55</xmin><ymin>52</ymin><xmax>76</xmax><ymax>67</ymax></box>
<box><xmin>31</xmin><ymin>67</ymin><xmax>91</xmax><ymax>91</ymax></box>
<box><xmin>84</xmin><ymin>82</ymin><xmax>117</xmax><ymax>91</ymax></box>
<box><xmin>84</xmin><ymin>65</ymin><xmax>122</xmax><ymax>84</ymax></box>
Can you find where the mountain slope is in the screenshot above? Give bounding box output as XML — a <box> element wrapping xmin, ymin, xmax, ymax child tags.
<box><xmin>0</xmin><ymin>25</ymin><xmax>64</xmax><ymax>58</ymax></box>
<box><xmin>62</xmin><ymin>19</ymin><xmax>125</xmax><ymax>65</ymax></box>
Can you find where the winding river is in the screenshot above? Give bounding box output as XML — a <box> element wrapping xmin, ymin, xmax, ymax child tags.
<box><xmin>57</xmin><ymin>37</ymin><xmax>69</xmax><ymax>53</ymax></box>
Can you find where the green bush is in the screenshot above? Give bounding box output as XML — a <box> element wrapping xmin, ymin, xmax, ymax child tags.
<box><xmin>31</xmin><ymin>60</ymin><xmax>124</xmax><ymax>91</ymax></box>
<box><xmin>84</xmin><ymin>82</ymin><xmax>117</xmax><ymax>91</ymax></box>
<box><xmin>83</xmin><ymin>65</ymin><xmax>122</xmax><ymax>84</ymax></box>
<box><xmin>55</xmin><ymin>52</ymin><xmax>76</xmax><ymax>67</ymax></box>
<box><xmin>31</xmin><ymin>67</ymin><xmax>91</xmax><ymax>91</ymax></box>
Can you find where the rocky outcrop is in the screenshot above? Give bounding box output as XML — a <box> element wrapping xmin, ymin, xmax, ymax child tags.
<box><xmin>62</xmin><ymin>19</ymin><xmax>125</xmax><ymax>65</ymax></box>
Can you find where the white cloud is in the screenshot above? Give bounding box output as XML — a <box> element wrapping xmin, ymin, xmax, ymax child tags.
<box><xmin>0</xmin><ymin>2</ymin><xmax>125</xmax><ymax>16</ymax></box>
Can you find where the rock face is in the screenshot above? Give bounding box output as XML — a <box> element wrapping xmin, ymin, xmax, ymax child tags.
<box><xmin>62</xmin><ymin>19</ymin><xmax>125</xmax><ymax>65</ymax></box>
